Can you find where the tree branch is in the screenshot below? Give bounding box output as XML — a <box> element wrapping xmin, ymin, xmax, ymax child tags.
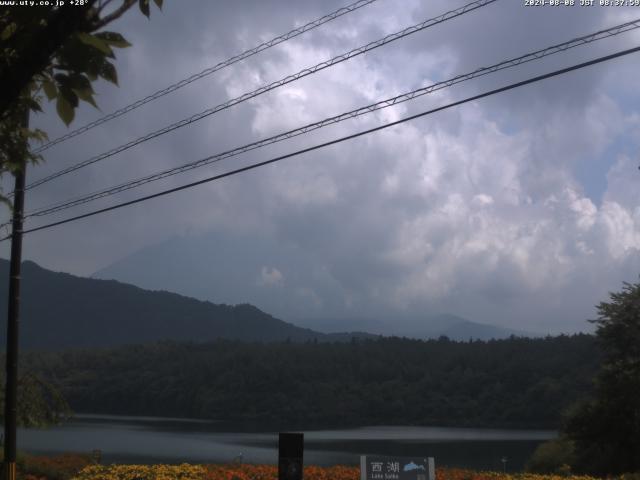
<box><xmin>96</xmin><ymin>0</ymin><xmax>117</xmax><ymax>15</ymax></box>
<box><xmin>90</xmin><ymin>0</ymin><xmax>137</xmax><ymax>30</ymax></box>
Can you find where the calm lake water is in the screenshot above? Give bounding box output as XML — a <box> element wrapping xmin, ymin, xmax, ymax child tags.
<box><xmin>18</xmin><ymin>414</ymin><xmax>555</xmax><ymax>472</ymax></box>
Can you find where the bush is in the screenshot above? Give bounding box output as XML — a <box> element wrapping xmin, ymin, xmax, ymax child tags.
<box><xmin>525</xmin><ymin>438</ymin><xmax>575</xmax><ymax>475</ymax></box>
<box><xmin>563</xmin><ymin>280</ymin><xmax>640</xmax><ymax>475</ymax></box>
<box><xmin>19</xmin><ymin>453</ymin><xmax>92</xmax><ymax>480</ymax></box>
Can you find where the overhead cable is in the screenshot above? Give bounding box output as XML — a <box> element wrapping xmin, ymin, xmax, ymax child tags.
<box><xmin>24</xmin><ymin>0</ymin><xmax>498</xmax><ymax>191</ymax></box>
<box><xmin>4</xmin><ymin>44</ymin><xmax>638</xmax><ymax>242</ymax></box>
<box><xmin>31</xmin><ymin>0</ymin><xmax>382</xmax><ymax>154</ymax></box>
<box><xmin>22</xmin><ymin>17</ymin><xmax>640</xmax><ymax>219</ymax></box>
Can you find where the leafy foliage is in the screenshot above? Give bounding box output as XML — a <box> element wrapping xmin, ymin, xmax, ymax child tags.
<box><xmin>0</xmin><ymin>369</ymin><xmax>71</xmax><ymax>428</ymax></box>
<box><xmin>73</xmin><ymin>464</ymin><xmax>206</xmax><ymax>480</ymax></box>
<box><xmin>525</xmin><ymin>438</ymin><xmax>575</xmax><ymax>475</ymax></box>
<box><xmin>25</xmin><ymin>462</ymin><xmax>611</xmax><ymax>480</ymax></box>
<box><xmin>0</xmin><ymin>0</ymin><xmax>162</xmax><ymax>427</ymax></box>
<box><xmin>0</xmin><ymin>0</ymin><xmax>162</xmax><ymax>203</ymax></box>
<box><xmin>19</xmin><ymin>453</ymin><xmax>93</xmax><ymax>480</ymax></box>
<box><xmin>563</xmin><ymin>281</ymin><xmax>640</xmax><ymax>475</ymax></box>
<box><xmin>435</xmin><ymin>469</ymin><xmax>599</xmax><ymax>480</ymax></box>
<box><xmin>9</xmin><ymin>458</ymin><xmax>626</xmax><ymax>480</ymax></box>
<box><xmin>23</xmin><ymin>334</ymin><xmax>599</xmax><ymax>430</ymax></box>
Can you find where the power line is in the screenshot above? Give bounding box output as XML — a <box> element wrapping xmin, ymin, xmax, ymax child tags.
<box><xmin>22</xmin><ymin>18</ymin><xmax>640</xmax><ymax>220</ymax></box>
<box><xmin>4</xmin><ymin>44</ymin><xmax>638</xmax><ymax>242</ymax></box>
<box><xmin>24</xmin><ymin>0</ymin><xmax>498</xmax><ymax>192</ymax></box>
<box><xmin>31</xmin><ymin>0</ymin><xmax>382</xmax><ymax>154</ymax></box>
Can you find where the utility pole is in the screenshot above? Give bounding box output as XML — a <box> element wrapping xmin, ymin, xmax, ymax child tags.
<box><xmin>3</xmin><ymin>111</ymin><xmax>28</xmax><ymax>480</ymax></box>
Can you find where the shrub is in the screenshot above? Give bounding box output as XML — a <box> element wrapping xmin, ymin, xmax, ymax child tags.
<box><xmin>21</xmin><ymin>453</ymin><xmax>93</xmax><ymax>480</ymax></box>
<box><xmin>525</xmin><ymin>438</ymin><xmax>575</xmax><ymax>475</ymax></box>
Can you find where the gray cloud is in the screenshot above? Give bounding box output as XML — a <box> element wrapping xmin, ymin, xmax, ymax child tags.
<box><xmin>4</xmin><ymin>0</ymin><xmax>640</xmax><ymax>334</ymax></box>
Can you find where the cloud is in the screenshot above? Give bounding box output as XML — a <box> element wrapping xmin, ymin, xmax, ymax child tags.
<box><xmin>5</xmin><ymin>0</ymin><xmax>640</xmax><ymax>334</ymax></box>
<box><xmin>258</xmin><ymin>266</ymin><xmax>284</xmax><ymax>287</ymax></box>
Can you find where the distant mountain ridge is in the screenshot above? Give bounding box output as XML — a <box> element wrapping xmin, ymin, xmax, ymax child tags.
<box><xmin>0</xmin><ymin>259</ymin><xmax>533</xmax><ymax>350</ymax></box>
<box><xmin>92</xmin><ymin>231</ymin><xmax>539</xmax><ymax>340</ymax></box>
<box><xmin>294</xmin><ymin>313</ymin><xmax>533</xmax><ymax>341</ymax></box>
<box><xmin>0</xmin><ymin>260</ymin><xmax>341</xmax><ymax>350</ymax></box>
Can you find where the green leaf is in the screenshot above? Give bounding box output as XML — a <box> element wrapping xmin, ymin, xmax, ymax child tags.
<box><xmin>27</xmin><ymin>97</ymin><xmax>42</xmax><ymax>113</ymax></box>
<box><xmin>139</xmin><ymin>0</ymin><xmax>150</xmax><ymax>17</ymax></box>
<box><xmin>72</xmin><ymin>88</ymin><xmax>98</xmax><ymax>109</ymax></box>
<box><xmin>94</xmin><ymin>31</ymin><xmax>131</xmax><ymax>48</ymax></box>
<box><xmin>1</xmin><ymin>22</ymin><xmax>17</xmax><ymax>41</ymax></box>
<box><xmin>58</xmin><ymin>85</ymin><xmax>78</xmax><ymax>108</ymax></box>
<box><xmin>56</xmin><ymin>95</ymin><xmax>75</xmax><ymax>126</ymax></box>
<box><xmin>42</xmin><ymin>78</ymin><xmax>57</xmax><ymax>100</ymax></box>
<box><xmin>30</xmin><ymin>128</ymin><xmax>49</xmax><ymax>143</ymax></box>
<box><xmin>67</xmin><ymin>73</ymin><xmax>93</xmax><ymax>93</ymax></box>
<box><xmin>84</xmin><ymin>55</ymin><xmax>109</xmax><ymax>81</ymax></box>
<box><xmin>27</xmin><ymin>79</ymin><xmax>40</xmax><ymax>94</ymax></box>
<box><xmin>153</xmin><ymin>0</ymin><xmax>163</xmax><ymax>8</ymax></box>
<box><xmin>56</xmin><ymin>35</ymin><xmax>109</xmax><ymax>72</ymax></box>
<box><xmin>76</xmin><ymin>32</ymin><xmax>114</xmax><ymax>57</ymax></box>
<box><xmin>99</xmin><ymin>62</ymin><xmax>118</xmax><ymax>85</ymax></box>
<box><xmin>53</xmin><ymin>73</ymin><xmax>68</xmax><ymax>85</ymax></box>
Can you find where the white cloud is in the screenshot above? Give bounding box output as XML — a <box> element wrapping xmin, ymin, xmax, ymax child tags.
<box><xmin>258</xmin><ymin>266</ymin><xmax>284</xmax><ymax>287</ymax></box>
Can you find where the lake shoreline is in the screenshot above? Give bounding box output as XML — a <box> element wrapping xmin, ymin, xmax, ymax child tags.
<box><xmin>17</xmin><ymin>414</ymin><xmax>556</xmax><ymax>471</ymax></box>
<box><xmin>69</xmin><ymin>411</ymin><xmax>561</xmax><ymax>433</ymax></box>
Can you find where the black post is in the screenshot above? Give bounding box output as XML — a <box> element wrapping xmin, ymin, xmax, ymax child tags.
<box><xmin>278</xmin><ymin>432</ymin><xmax>303</xmax><ymax>480</ymax></box>
<box><xmin>3</xmin><ymin>114</ymin><xmax>27</xmax><ymax>480</ymax></box>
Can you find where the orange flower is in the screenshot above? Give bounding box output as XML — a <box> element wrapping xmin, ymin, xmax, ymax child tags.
<box><xmin>17</xmin><ymin>458</ymin><xmax>610</xmax><ymax>480</ymax></box>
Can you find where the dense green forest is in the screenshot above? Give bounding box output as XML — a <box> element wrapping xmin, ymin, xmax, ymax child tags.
<box><xmin>24</xmin><ymin>334</ymin><xmax>599</xmax><ymax>430</ymax></box>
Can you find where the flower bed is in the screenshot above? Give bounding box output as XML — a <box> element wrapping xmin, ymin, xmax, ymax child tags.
<box><xmin>436</xmin><ymin>468</ymin><xmax>599</xmax><ymax>480</ymax></box>
<box><xmin>71</xmin><ymin>464</ymin><xmax>206</xmax><ymax>480</ymax></box>
<box><xmin>20</xmin><ymin>453</ymin><xmax>93</xmax><ymax>480</ymax></box>
<box><xmin>12</xmin><ymin>454</ymin><xmax>624</xmax><ymax>480</ymax></box>
<box><xmin>68</xmin><ymin>464</ymin><xmax>604</xmax><ymax>480</ymax></box>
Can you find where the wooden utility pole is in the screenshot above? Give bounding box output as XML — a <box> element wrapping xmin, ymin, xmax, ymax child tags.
<box><xmin>3</xmin><ymin>112</ymin><xmax>28</xmax><ymax>480</ymax></box>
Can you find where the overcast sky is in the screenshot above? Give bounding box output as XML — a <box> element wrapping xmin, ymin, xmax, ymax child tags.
<box><xmin>2</xmin><ymin>0</ymin><xmax>640</xmax><ymax>333</ymax></box>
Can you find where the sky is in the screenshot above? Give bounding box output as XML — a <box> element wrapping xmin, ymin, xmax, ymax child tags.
<box><xmin>2</xmin><ymin>0</ymin><xmax>640</xmax><ymax>334</ymax></box>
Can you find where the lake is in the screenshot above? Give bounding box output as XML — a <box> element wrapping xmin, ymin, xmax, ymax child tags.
<box><xmin>18</xmin><ymin>414</ymin><xmax>555</xmax><ymax>472</ymax></box>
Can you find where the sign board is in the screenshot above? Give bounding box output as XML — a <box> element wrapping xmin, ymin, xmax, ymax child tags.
<box><xmin>360</xmin><ymin>456</ymin><xmax>435</xmax><ymax>480</ymax></box>
<box><xmin>278</xmin><ymin>432</ymin><xmax>303</xmax><ymax>480</ymax></box>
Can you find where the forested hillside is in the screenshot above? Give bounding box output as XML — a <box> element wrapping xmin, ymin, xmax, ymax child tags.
<box><xmin>24</xmin><ymin>334</ymin><xmax>599</xmax><ymax>429</ymax></box>
<box><xmin>0</xmin><ymin>260</ymin><xmax>330</xmax><ymax>349</ymax></box>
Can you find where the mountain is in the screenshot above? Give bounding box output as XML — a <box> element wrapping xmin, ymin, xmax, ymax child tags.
<box><xmin>0</xmin><ymin>259</ymin><xmax>338</xmax><ymax>350</ymax></box>
<box><xmin>91</xmin><ymin>230</ymin><xmax>346</xmax><ymax>322</ymax></box>
<box><xmin>0</xmin><ymin>259</ymin><xmax>522</xmax><ymax>351</ymax></box>
<box><xmin>438</xmin><ymin>318</ymin><xmax>529</xmax><ymax>341</ymax></box>
<box><xmin>396</xmin><ymin>314</ymin><xmax>533</xmax><ymax>340</ymax></box>
<box><xmin>294</xmin><ymin>313</ymin><xmax>533</xmax><ymax>341</ymax></box>
<box><xmin>93</xmin><ymin>231</ymin><xmax>540</xmax><ymax>340</ymax></box>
